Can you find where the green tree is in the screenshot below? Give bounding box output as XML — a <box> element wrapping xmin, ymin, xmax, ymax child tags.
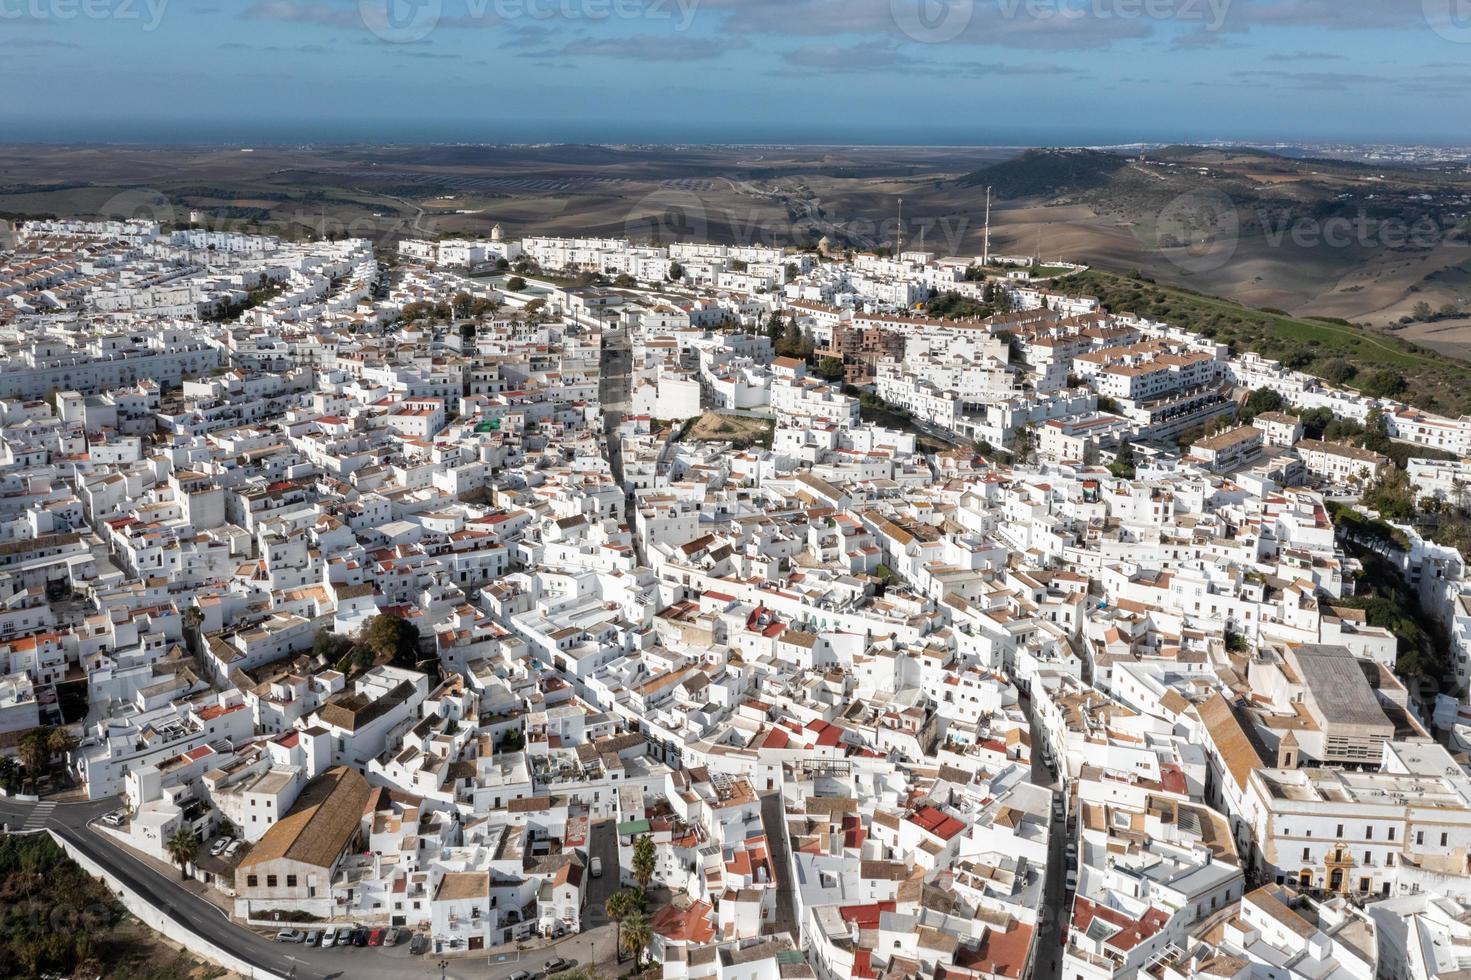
<box><xmin>312</xmin><ymin>629</ymin><xmax>354</xmax><ymax>663</ymax></box>
<box><xmin>1108</xmin><ymin>442</ymin><xmax>1136</xmax><ymax>479</ymax></box>
<box><xmin>1360</xmin><ymin>370</ymin><xmax>1407</xmax><ymax>399</ymax></box>
<box><xmin>777</xmin><ymin>321</ymin><xmax>803</xmax><ymax>358</ymax></box>
<box><xmin>357</xmin><ymin>614</ymin><xmax>421</xmax><ymax>670</ymax></box>
<box><xmin>17</xmin><ymin>727</ymin><xmax>54</xmax><ymax>779</ymax></box>
<box><xmin>667</xmin><ymin>262</ymin><xmax>684</xmax><ymax>281</ymax></box>
<box><xmin>765</xmin><ymin>311</ymin><xmax>785</xmax><ymax>347</ymax></box>
<box><xmin>1316</xmin><ymin>358</ymin><xmax>1357</xmax><ymax>385</ymax></box>
<box><xmin>166</xmin><ymin>827</ymin><xmax>200</xmax><ymax>881</ymax></box>
<box><xmin>0</xmin><ymin>756</ymin><xmax>20</xmax><ymax>792</ymax></box>
<box><xmin>605</xmin><ymin>888</ymin><xmax>645</xmax><ymax>962</ymax></box>
<box><xmin>1010</xmin><ymin>425</ymin><xmax>1036</xmax><ymax>464</ymax></box>
<box><xmin>506</xmin><ymin>276</ymin><xmax>527</xmax><ymax>292</ymax></box>
<box><xmin>619</xmin><ymin>909</ymin><xmax>652</xmax><ymax>968</ymax></box>
<box><xmin>816</xmin><ymin>357</ymin><xmax>845</xmax><ymax>382</ymax></box>
<box><xmin>613</xmin><ymin>274</ymin><xmax>637</xmax><ymax>289</ymax></box>
<box><xmin>1239</xmin><ymin>387</ymin><xmax>1285</xmax><ymax>423</ymax></box>
<box><xmin>632</xmin><ymin>835</ymin><xmax>657</xmax><ymax>891</ymax></box>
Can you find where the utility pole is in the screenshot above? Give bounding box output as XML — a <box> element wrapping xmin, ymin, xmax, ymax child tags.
<box><xmin>983</xmin><ymin>186</ymin><xmax>992</xmax><ymax>266</ymax></box>
<box><xmin>896</xmin><ymin>197</ymin><xmax>903</xmax><ymax>257</ymax></box>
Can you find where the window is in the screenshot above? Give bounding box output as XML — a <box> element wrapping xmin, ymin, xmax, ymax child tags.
<box><xmin>1388</xmin><ymin>828</ymin><xmax>1396</xmax><ymax>841</ymax></box>
<box><xmin>1336</xmin><ymin>824</ymin><xmax>1344</xmax><ymax>836</ymax></box>
<box><xmin>1366</xmin><ymin>826</ymin><xmax>1373</xmax><ymax>840</ymax></box>
<box><xmin>286</xmin><ymin>875</ymin><xmax>298</xmax><ymax>888</ymax></box>
<box><xmin>247</xmin><ymin>875</ymin><xmax>259</xmax><ymax>888</ymax></box>
<box><xmin>1302</xmin><ymin>847</ymin><xmax>1311</xmax><ymax>861</ymax></box>
<box><xmin>267</xmin><ymin>875</ymin><xmax>278</xmax><ymax>888</ymax></box>
<box><xmin>1417</xmin><ymin>831</ymin><xmax>1424</xmax><ymax>846</ymax></box>
<box><xmin>1443</xmin><ymin>833</ymin><xmax>1450</xmax><ymax>847</ymax></box>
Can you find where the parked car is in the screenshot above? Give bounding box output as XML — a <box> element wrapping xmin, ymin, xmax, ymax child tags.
<box><xmin>352</xmin><ymin>927</ymin><xmax>369</xmax><ymax>947</ymax></box>
<box><xmin>102</xmin><ymin>811</ymin><xmax>125</xmax><ymax>827</ymax></box>
<box><xmin>510</xmin><ymin>971</ymin><xmax>532</xmax><ymax>980</ymax></box>
<box><xmin>209</xmin><ymin>837</ymin><xmax>232</xmax><ymax>857</ymax></box>
<box><xmin>304</xmin><ymin>930</ymin><xmax>323</xmax><ymax>947</ymax></box>
<box><xmin>590</xmin><ymin>856</ymin><xmax>603</xmax><ymax>878</ymax></box>
<box><xmin>224</xmin><ymin>840</ymin><xmax>244</xmax><ymax>858</ymax></box>
<box><xmin>336</xmin><ymin>928</ymin><xmax>356</xmax><ymax>947</ymax></box>
<box><xmin>368</xmin><ymin>929</ymin><xmax>385</xmax><ymax>947</ymax></box>
<box><xmin>1065</xmin><ymin>870</ymin><xmax>1078</xmax><ymax>892</ymax></box>
<box><xmin>275</xmin><ymin>929</ymin><xmax>306</xmax><ymax>944</ymax></box>
<box><xmin>321</xmin><ymin>928</ymin><xmax>339</xmax><ymax>947</ymax></box>
<box><xmin>545</xmin><ymin>957</ymin><xmax>571</xmax><ymax>973</ymax></box>
<box><xmin>409</xmin><ymin>933</ymin><xmax>430</xmax><ymax>955</ymax></box>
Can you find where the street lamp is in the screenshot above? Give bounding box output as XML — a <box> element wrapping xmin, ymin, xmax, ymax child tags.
<box><xmin>438</xmin><ymin>958</ymin><xmax>450</xmax><ymax>980</ymax></box>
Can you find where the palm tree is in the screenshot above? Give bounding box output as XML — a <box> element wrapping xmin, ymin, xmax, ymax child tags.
<box><xmin>0</xmin><ymin>756</ymin><xmax>20</xmax><ymax>792</ymax></box>
<box><xmin>632</xmin><ymin>835</ymin><xmax>656</xmax><ymax>892</ymax></box>
<box><xmin>166</xmin><ymin>827</ymin><xmax>200</xmax><ymax>881</ymax></box>
<box><xmin>605</xmin><ymin>888</ymin><xmax>644</xmax><ymax>963</ymax></box>
<box><xmin>619</xmin><ymin>909</ymin><xmax>651</xmax><ymax>969</ymax></box>
<box><xmin>46</xmin><ymin>727</ymin><xmax>77</xmax><ymax>762</ymax></box>
<box><xmin>16</xmin><ymin>727</ymin><xmax>49</xmax><ymax>778</ymax></box>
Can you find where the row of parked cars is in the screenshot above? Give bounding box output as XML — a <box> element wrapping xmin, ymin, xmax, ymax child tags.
<box><xmin>506</xmin><ymin>957</ymin><xmax>574</xmax><ymax>980</ymax></box>
<box><xmin>209</xmin><ymin>835</ymin><xmax>244</xmax><ymax>859</ymax></box>
<box><xmin>274</xmin><ymin>926</ymin><xmax>417</xmax><ymax>949</ymax></box>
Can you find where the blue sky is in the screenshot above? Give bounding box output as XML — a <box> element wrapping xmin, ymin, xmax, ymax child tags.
<box><xmin>4</xmin><ymin>0</ymin><xmax>1470</xmax><ymax>144</ymax></box>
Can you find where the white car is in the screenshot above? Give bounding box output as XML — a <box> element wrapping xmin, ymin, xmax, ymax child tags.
<box><xmin>590</xmin><ymin>856</ymin><xmax>603</xmax><ymax>878</ymax></box>
<box><xmin>209</xmin><ymin>837</ymin><xmax>232</xmax><ymax>857</ymax></box>
<box><xmin>275</xmin><ymin>929</ymin><xmax>307</xmax><ymax>943</ymax></box>
<box><xmin>1065</xmin><ymin>870</ymin><xmax>1078</xmax><ymax>892</ymax></box>
<box><xmin>321</xmin><ymin>928</ymin><xmax>339</xmax><ymax>947</ymax></box>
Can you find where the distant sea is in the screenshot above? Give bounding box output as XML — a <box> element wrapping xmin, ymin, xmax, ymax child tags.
<box><xmin>0</xmin><ymin>115</ymin><xmax>1204</xmax><ymax>148</ymax></box>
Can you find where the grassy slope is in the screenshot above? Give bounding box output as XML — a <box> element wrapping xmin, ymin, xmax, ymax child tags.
<box><xmin>1058</xmin><ymin>268</ymin><xmax>1471</xmax><ymax>416</ymax></box>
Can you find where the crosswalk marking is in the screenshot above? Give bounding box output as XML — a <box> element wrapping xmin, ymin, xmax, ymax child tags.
<box><xmin>19</xmin><ymin>802</ymin><xmax>56</xmax><ymax>832</ymax></box>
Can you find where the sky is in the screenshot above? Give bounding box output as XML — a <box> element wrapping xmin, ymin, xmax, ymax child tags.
<box><xmin>3</xmin><ymin>0</ymin><xmax>1471</xmax><ymax>144</ymax></box>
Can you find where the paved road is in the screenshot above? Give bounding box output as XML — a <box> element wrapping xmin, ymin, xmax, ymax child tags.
<box><xmin>0</xmin><ymin>798</ymin><xmax>623</xmax><ymax>980</ymax></box>
<box><xmin>759</xmin><ymin>792</ymin><xmax>800</xmax><ymax>942</ymax></box>
<box><xmin>1021</xmin><ymin>695</ymin><xmax>1066</xmax><ymax>980</ymax></box>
